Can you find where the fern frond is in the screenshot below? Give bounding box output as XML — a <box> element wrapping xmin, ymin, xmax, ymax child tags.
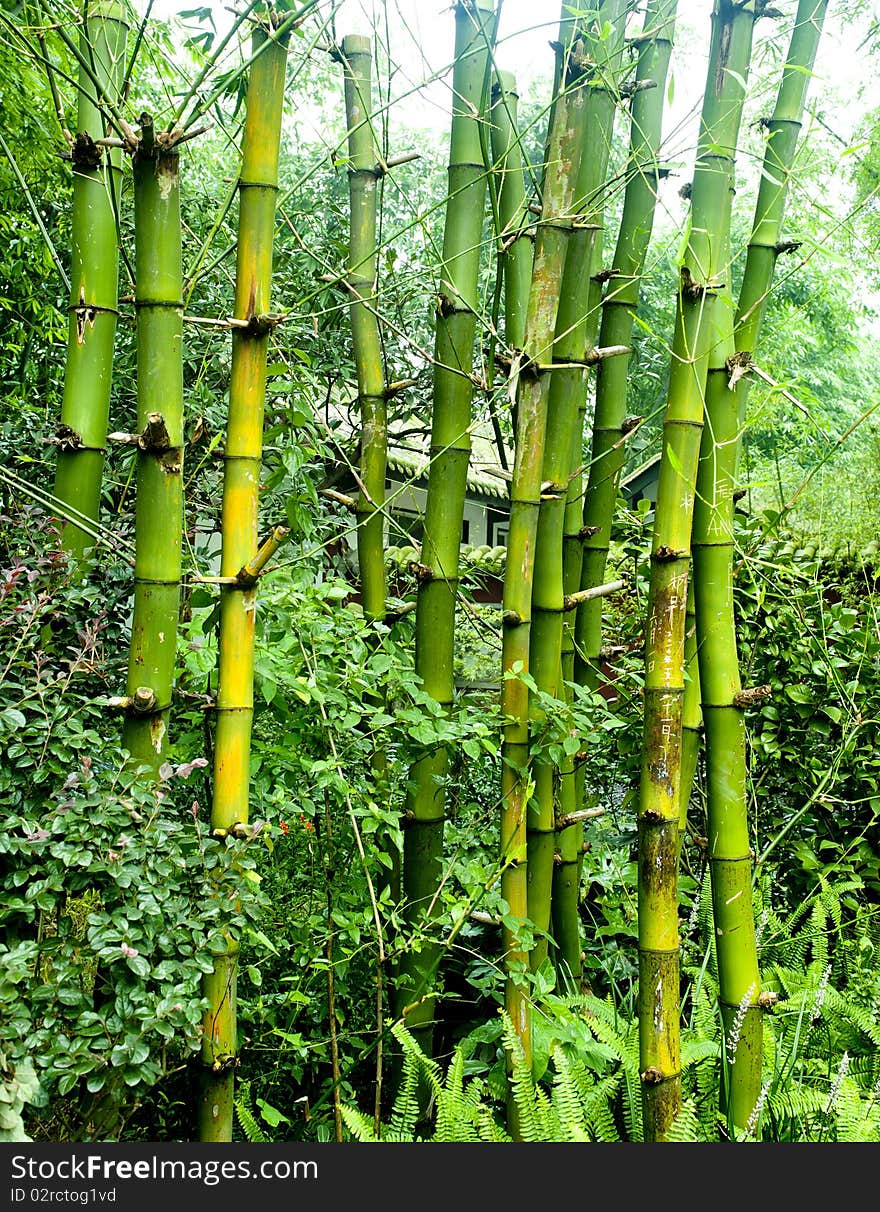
<box><xmin>340</xmin><ymin>1104</ymin><xmax>380</xmax><ymax>1142</ymax></box>
<box><xmin>234</xmin><ymin>1085</ymin><xmax>269</xmax><ymax>1143</ymax></box>
<box><xmin>666</xmin><ymin>1097</ymin><xmax>705</xmax><ymax>1143</ymax></box>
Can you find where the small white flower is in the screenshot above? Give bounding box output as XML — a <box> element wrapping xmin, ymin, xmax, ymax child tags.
<box><xmin>726</xmin><ymin>984</ymin><xmax>756</xmax><ymax>1066</ymax></box>
<box><xmin>811</xmin><ymin>964</ymin><xmax>832</xmax><ymax>1023</ymax></box>
<box><xmin>825</xmin><ymin>1051</ymin><xmax>850</xmax><ymax>1113</ymax></box>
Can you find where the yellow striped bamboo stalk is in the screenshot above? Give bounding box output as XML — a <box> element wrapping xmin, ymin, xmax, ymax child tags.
<box><xmin>122</xmin><ymin>115</ymin><xmax>184</xmax><ymax>772</ymax></box>
<box><xmin>637</xmin><ymin>0</ymin><xmax>756</xmax><ymax>1141</ymax></box>
<box><xmin>693</xmin><ymin>0</ymin><xmax>828</xmax><ymax>1133</ymax></box>
<box><xmin>53</xmin><ymin>1</ymin><xmax>128</xmax><ymax>561</ymax></box>
<box><xmin>199</xmin><ymin>17</ymin><xmax>290</xmax><ymax>1143</ymax></box>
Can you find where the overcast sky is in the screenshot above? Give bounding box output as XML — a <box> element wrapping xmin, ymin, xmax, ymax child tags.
<box><xmin>137</xmin><ymin>1</ymin><xmax>876</xmax><ymax>154</ymax></box>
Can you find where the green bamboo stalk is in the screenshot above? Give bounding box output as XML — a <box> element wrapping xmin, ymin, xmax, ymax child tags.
<box><xmin>693</xmin><ymin>0</ymin><xmax>828</xmax><ymax>1133</ymax></box>
<box><xmin>489</xmin><ymin>70</ymin><xmax>532</xmax><ymax>355</ymax></box>
<box><xmin>52</xmin><ymin>0</ymin><xmax>128</xmax><ymax>561</ymax></box>
<box><xmin>395</xmin><ymin>0</ymin><xmax>495</xmax><ymax>1055</ymax></box>
<box><xmin>576</xmin><ymin>0</ymin><xmax>677</xmax><ymax>687</ymax></box>
<box><xmin>121</xmin><ymin>115</ymin><xmax>184</xmax><ymax>772</ymax></box>
<box><xmin>340</xmin><ymin>34</ymin><xmax>387</xmax><ymax>627</ymax></box>
<box><xmin>637</xmin><ymin>0</ymin><xmax>757</xmax><ymax>1142</ymax></box>
<box><xmin>339</xmin><ymin>34</ymin><xmax>396</xmax><ymax>896</ymax></box>
<box><xmin>523</xmin><ymin>0</ymin><xmax>628</xmax><ymax>983</ymax></box>
<box><xmin>498</xmin><ymin>8</ymin><xmax>593</xmax><ymax>1064</ymax></box>
<box><xmin>199</xmin><ymin>17</ymin><xmax>290</xmax><ymax>1144</ymax></box>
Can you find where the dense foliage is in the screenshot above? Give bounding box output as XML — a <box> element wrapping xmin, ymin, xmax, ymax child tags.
<box><xmin>0</xmin><ymin>0</ymin><xmax>878</xmax><ymax>1143</ymax></box>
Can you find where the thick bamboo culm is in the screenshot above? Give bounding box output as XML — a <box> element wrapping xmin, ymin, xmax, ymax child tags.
<box><xmin>340</xmin><ymin>35</ymin><xmax>387</xmax><ymax>626</ymax></box>
<box><xmin>396</xmin><ymin>0</ymin><xmax>495</xmax><ymax>1055</ymax></box>
<box><xmin>499</xmin><ymin>7</ymin><xmax>592</xmax><ymax>1063</ymax></box>
<box><xmin>637</xmin><ymin>0</ymin><xmax>757</xmax><ymax>1142</ymax></box>
<box><xmin>576</xmin><ymin>0</ymin><xmax>677</xmax><ymax>688</ymax></box>
<box><xmin>489</xmin><ymin>70</ymin><xmax>532</xmax><ymax>355</ymax></box>
<box><xmin>540</xmin><ymin>0</ymin><xmax>628</xmax><ymax>986</ymax></box>
<box><xmin>693</xmin><ymin>0</ymin><xmax>828</xmax><ymax>1133</ymax></box>
<box><xmin>199</xmin><ymin>20</ymin><xmax>290</xmax><ymax>1144</ymax></box>
<box><xmin>53</xmin><ymin>1</ymin><xmax>128</xmax><ymax>561</ymax></box>
<box><xmin>561</xmin><ymin>0</ymin><xmax>675</xmax><ymax>909</ymax></box>
<box><xmin>122</xmin><ymin>117</ymin><xmax>184</xmax><ymax>772</ymax></box>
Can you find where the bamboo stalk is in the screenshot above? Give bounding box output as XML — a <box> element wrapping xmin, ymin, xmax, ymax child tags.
<box><xmin>121</xmin><ymin>115</ymin><xmax>184</xmax><ymax>772</ymax></box>
<box><xmin>499</xmin><ymin>5</ymin><xmax>595</xmax><ymax>1063</ymax></box>
<box><xmin>637</xmin><ymin>0</ymin><xmax>757</xmax><ymax>1142</ymax></box>
<box><xmin>339</xmin><ymin>35</ymin><xmax>396</xmax><ymax>898</ymax></box>
<box><xmin>199</xmin><ymin>16</ymin><xmax>290</xmax><ymax>1143</ymax></box>
<box><xmin>523</xmin><ymin>0</ymin><xmax>628</xmax><ymax>984</ymax></box>
<box><xmin>693</xmin><ymin>0</ymin><xmax>828</xmax><ymax>1133</ymax></box>
<box><xmin>489</xmin><ymin>70</ymin><xmax>532</xmax><ymax>355</ymax></box>
<box><xmin>395</xmin><ymin>0</ymin><xmax>495</xmax><ymax>1060</ymax></box>
<box><xmin>52</xmin><ymin>0</ymin><xmax>128</xmax><ymax>561</ymax></box>
<box><xmin>576</xmin><ymin>0</ymin><xmax>677</xmax><ymax>688</ymax></box>
<box><xmin>340</xmin><ymin>35</ymin><xmax>387</xmax><ymax>626</ymax></box>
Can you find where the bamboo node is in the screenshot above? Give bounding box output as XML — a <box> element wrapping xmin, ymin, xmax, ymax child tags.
<box><xmin>410</xmin><ymin>561</ymin><xmax>433</xmax><ymax>583</ymax></box>
<box><xmin>726</xmin><ymin>351</ymin><xmax>753</xmax><ymax>390</ymax></box>
<box><xmin>653</xmin><ymin>545</ymin><xmax>684</xmax><ymax>563</ymax></box>
<box><xmin>139</xmin><ymin>413</ymin><xmax>172</xmax><ymax>454</ymax></box>
<box><xmin>107</xmin><ymin>688</ymin><xmax>158</xmax><ymax>716</ymax></box>
<box><xmin>640</xmin><ymin>1067</ymin><xmax>664</xmax><ymax>1086</ymax></box>
<box><xmin>244</xmin><ymin>312</ymin><xmax>285</xmax><ymax>336</ymax></box>
<box><xmin>52</xmin><ymin>423</ymin><xmax>84</xmax><ymax>451</ymax></box>
<box><xmin>210</xmin><ymin>1053</ymin><xmax>239</xmax><ymax>1072</ymax></box>
<box><xmin>774</xmin><ymin>238</ymin><xmax>802</xmax><ymax>257</ymax></box>
<box><xmin>131</xmin><ymin>687</ymin><xmax>158</xmax><ymax>715</ymax></box>
<box><xmin>70</xmin><ymin>131</ymin><xmax>102</xmax><ymax>171</ymax></box>
<box><xmin>680</xmin><ymin>265</ymin><xmax>714</xmax><ymax>298</ymax></box>
<box><xmin>733</xmin><ymin>684</ymin><xmax>772</xmax><ymax>709</ymax></box>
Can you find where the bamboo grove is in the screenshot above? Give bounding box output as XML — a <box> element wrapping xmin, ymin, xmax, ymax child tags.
<box><xmin>5</xmin><ymin>0</ymin><xmax>849</xmax><ymax>1143</ymax></box>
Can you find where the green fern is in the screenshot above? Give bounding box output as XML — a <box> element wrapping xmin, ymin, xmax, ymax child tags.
<box><xmin>234</xmin><ymin>1084</ymin><xmax>269</xmax><ymax>1144</ymax></box>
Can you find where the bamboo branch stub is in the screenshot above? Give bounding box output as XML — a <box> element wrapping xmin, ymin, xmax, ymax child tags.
<box><xmin>620</xmin><ymin>76</ymin><xmax>658</xmax><ymax>98</ymax></box>
<box><xmin>107</xmin><ymin>687</ymin><xmax>158</xmax><ymax>715</ymax></box>
<box><xmin>139</xmin><ymin>412</ymin><xmax>171</xmax><ymax>453</ymax></box>
<box><xmin>320</xmin><ymin>488</ymin><xmax>358</xmax><ymax>511</ymax></box>
<box><xmin>563</xmin><ymin>579</ymin><xmax>626</xmax><ymax>611</ymax></box>
<box><xmin>556</xmin><ymin>807</ymin><xmax>605</xmax><ymax>828</ymax></box>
